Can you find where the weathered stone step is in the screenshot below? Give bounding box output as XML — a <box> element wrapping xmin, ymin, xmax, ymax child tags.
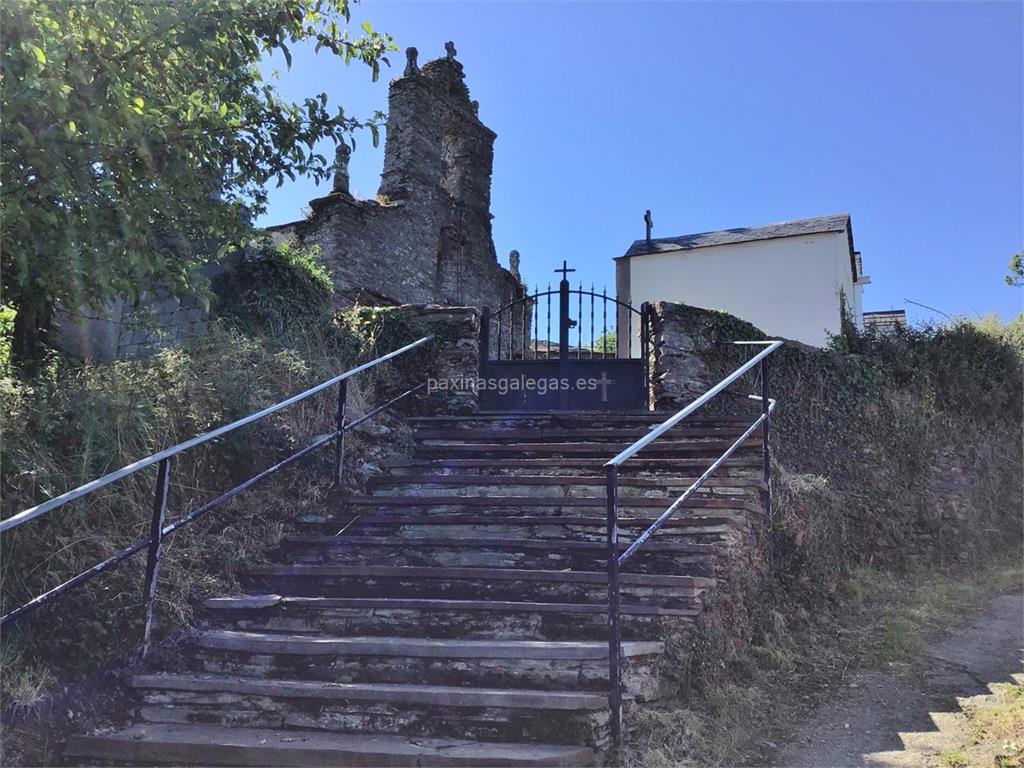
<box><xmin>370</xmin><ymin>473</ymin><xmax>765</xmax><ymax>491</ymax></box>
<box><xmin>243</xmin><ymin>564</ymin><xmax>711</xmax><ymax>609</ymax></box>
<box><xmin>132</xmin><ymin>674</ymin><xmax>611</xmax><ymax>745</ymax></box>
<box><xmin>285</xmin><ymin>534</ymin><xmax>715</xmax><ymax>554</ymax></box>
<box><xmin>413</xmin><ymin>426</ymin><xmax>756</xmax><ymax>442</ymax></box>
<box><xmin>384</xmin><ymin>457</ymin><xmax>763</xmax><ymax>472</ymax></box>
<box><xmin>369</xmin><ymin>480</ymin><xmax>755</xmax><ymax>502</ymax></box>
<box><xmin>308</xmin><ymin>513</ymin><xmax>743</xmax><ymax>545</ymax></box>
<box><xmin>67</xmin><ymin>723</ymin><xmax>595</xmax><ymax>767</ymax></box>
<box><xmin>196</xmin><ymin>630</ymin><xmax>663</xmax><ymax>660</ymax></box>
<box><xmin>409</xmin><ymin>413</ymin><xmax>753</xmax><ymax>428</ymax></box>
<box><xmin>134</xmin><ymin>673</ymin><xmax>609</xmax><ymax>709</ymax></box>
<box><xmin>344</xmin><ymin>494</ymin><xmax>759</xmax><ymax>515</ymax></box>
<box><xmin>280</xmin><ymin>534</ymin><xmax>717</xmax><ymax>575</ymax></box>
<box><xmin>203</xmin><ymin>595</ymin><xmax>697</xmax><ymax>641</ymax></box>
<box><xmin>415</xmin><ymin>439</ymin><xmax>761</xmax><ymax>458</ymax></box>
<box><xmin>191</xmin><ymin>631</ymin><xmax>664</xmax><ymax>694</ymax></box>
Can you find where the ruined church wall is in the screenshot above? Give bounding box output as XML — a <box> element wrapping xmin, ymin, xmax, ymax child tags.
<box><xmin>55</xmin><ymin>44</ymin><xmax>524</xmax><ymax>362</ymax></box>
<box><xmin>282</xmin><ymin>47</ymin><xmax>524</xmax><ymax>317</ymax></box>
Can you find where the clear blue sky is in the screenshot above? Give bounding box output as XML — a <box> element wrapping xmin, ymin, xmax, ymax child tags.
<box><xmin>258</xmin><ymin>1</ymin><xmax>1023</xmax><ymax>324</ymax></box>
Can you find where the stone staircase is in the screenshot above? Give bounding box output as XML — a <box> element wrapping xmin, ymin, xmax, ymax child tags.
<box><xmin>66</xmin><ymin>412</ymin><xmax>766</xmax><ymax>767</ymax></box>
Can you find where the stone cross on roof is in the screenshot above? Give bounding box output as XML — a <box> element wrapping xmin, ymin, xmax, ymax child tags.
<box><xmin>644</xmin><ymin>210</ymin><xmax>653</xmax><ymax>243</ymax></box>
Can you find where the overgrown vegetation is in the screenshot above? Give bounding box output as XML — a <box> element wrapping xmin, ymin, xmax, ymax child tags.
<box><xmin>627</xmin><ymin>552</ymin><xmax>1022</xmax><ymax>768</ymax></box>
<box><xmin>629</xmin><ymin>310</ymin><xmax>1024</xmax><ymax>766</ymax></box>
<box><xmin>1</xmin><ymin>0</ymin><xmax>394</xmax><ymax>360</ymax></box>
<box><xmin>0</xmin><ymin>242</ymin><xmax>429</xmax><ymax>756</ymax></box>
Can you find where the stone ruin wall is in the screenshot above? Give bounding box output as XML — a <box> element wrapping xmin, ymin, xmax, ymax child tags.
<box><xmin>270</xmin><ymin>44</ymin><xmax>526</xmax><ymax>317</ymax></box>
<box><xmin>53</xmin><ymin>293</ymin><xmax>207</xmax><ymax>361</ymax></box>
<box><xmin>55</xmin><ymin>43</ymin><xmax>525</xmax><ymax>361</ymax></box>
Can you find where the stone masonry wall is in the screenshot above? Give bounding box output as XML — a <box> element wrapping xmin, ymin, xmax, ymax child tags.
<box><xmin>390</xmin><ymin>304</ymin><xmax>481</xmax><ymax>415</ymax></box>
<box><xmin>52</xmin><ymin>292</ymin><xmax>207</xmax><ymax>361</ymax></box>
<box><xmin>647</xmin><ymin>301</ymin><xmax>753</xmax><ymax>411</ymax></box>
<box><xmin>272</xmin><ymin>44</ymin><xmax>525</xmax><ymax>318</ymax></box>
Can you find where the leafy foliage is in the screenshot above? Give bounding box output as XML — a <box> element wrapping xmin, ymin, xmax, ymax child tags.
<box><xmin>1006</xmin><ymin>249</ymin><xmax>1023</xmax><ymax>287</ymax></box>
<box><xmin>594</xmin><ymin>330</ymin><xmax>616</xmax><ymax>354</ymax></box>
<box><xmin>0</xmin><ymin>305</ymin><xmax>14</xmax><ymax>374</ymax></box>
<box><xmin>213</xmin><ymin>239</ymin><xmax>335</xmax><ymax>336</ymax></box>
<box><xmin>0</xmin><ymin>0</ymin><xmax>393</xmax><ymax>353</ymax></box>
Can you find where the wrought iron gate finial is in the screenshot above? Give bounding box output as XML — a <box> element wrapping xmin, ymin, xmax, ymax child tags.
<box><xmin>555</xmin><ymin>260</ymin><xmax>576</xmax><ymax>282</ymax></box>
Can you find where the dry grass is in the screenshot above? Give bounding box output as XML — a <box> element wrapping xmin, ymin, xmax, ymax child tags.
<box><xmin>0</xmin><ymin>308</ymin><xmax>422</xmax><ymax>702</ymax></box>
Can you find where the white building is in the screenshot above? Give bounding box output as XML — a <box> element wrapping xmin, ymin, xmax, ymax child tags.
<box><xmin>616</xmin><ymin>213</ymin><xmax>870</xmax><ymax>347</ymax></box>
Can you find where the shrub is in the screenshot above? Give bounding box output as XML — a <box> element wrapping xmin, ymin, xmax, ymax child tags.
<box><xmin>213</xmin><ymin>239</ymin><xmax>335</xmax><ymax>337</ymax></box>
<box><xmin>0</xmin><ymin>304</ymin><xmax>13</xmax><ymax>375</ymax></box>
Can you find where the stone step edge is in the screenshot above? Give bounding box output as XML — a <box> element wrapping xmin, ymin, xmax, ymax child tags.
<box><xmin>131</xmin><ymin>674</ymin><xmax>609</xmax><ymax>711</ymax></box>
<box><xmin>65</xmin><ymin>723</ymin><xmax>595</xmax><ymax>768</ymax></box>
<box><xmin>299</xmin><ymin>514</ymin><xmax>743</xmax><ymax>529</ymax></box>
<box><xmin>244</xmin><ymin>564</ymin><xmax>716</xmax><ymax>589</ymax></box>
<box><xmin>282</xmin><ymin>534</ymin><xmax>717</xmax><ymax>554</ymax></box>
<box><xmin>383</xmin><ymin>457</ymin><xmax>762</xmax><ymax>468</ymax></box>
<box><xmin>412</xmin><ymin>428</ymin><xmax>756</xmax><ymax>441</ymax></box>
<box><xmin>410</xmin><ymin>412</ymin><xmax>750</xmax><ymax>423</ymax></box>
<box><xmin>346</xmin><ymin>495</ymin><xmax>757</xmax><ymax>511</ymax></box>
<box><xmin>370</xmin><ymin>474</ymin><xmax>766</xmax><ymax>489</ymax></box>
<box><xmin>203</xmin><ymin>595</ymin><xmax>701</xmax><ymax>618</ymax></box>
<box><xmin>415</xmin><ymin>440</ymin><xmax>761</xmax><ymax>453</ymax></box>
<box><xmin>195</xmin><ymin>630</ymin><xmax>664</xmax><ymax>660</ymax></box>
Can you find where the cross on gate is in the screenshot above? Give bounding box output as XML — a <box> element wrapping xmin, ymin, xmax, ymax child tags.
<box><xmin>554</xmin><ymin>260</ymin><xmax>576</xmax><ymax>283</ymax></box>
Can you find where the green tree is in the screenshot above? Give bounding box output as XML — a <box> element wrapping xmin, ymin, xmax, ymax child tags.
<box><xmin>594</xmin><ymin>330</ymin><xmax>616</xmax><ymax>354</ymax></box>
<box><xmin>1006</xmin><ymin>250</ymin><xmax>1023</xmax><ymax>287</ymax></box>
<box><xmin>1</xmin><ymin>0</ymin><xmax>394</xmax><ymax>360</ymax></box>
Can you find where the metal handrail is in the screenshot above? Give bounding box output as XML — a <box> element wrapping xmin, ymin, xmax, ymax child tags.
<box><xmin>0</xmin><ymin>334</ymin><xmax>434</xmax><ymax>648</ymax></box>
<box><xmin>0</xmin><ymin>336</ymin><xmax>432</xmax><ymax>534</ymax></box>
<box><xmin>606</xmin><ymin>340</ymin><xmax>783</xmax><ymax>467</ymax></box>
<box><xmin>603</xmin><ymin>338</ymin><xmax>782</xmax><ymax>749</ymax></box>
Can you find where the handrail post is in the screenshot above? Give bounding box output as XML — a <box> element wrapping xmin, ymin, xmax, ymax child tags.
<box><xmin>335</xmin><ymin>379</ymin><xmax>348</xmax><ymax>487</ymax></box>
<box><xmin>760</xmin><ymin>356</ymin><xmax>773</xmax><ymax>572</ymax></box>
<box><xmin>760</xmin><ymin>357</ymin><xmax>771</xmax><ymax>512</ymax></box>
<box><xmin>606</xmin><ymin>464</ymin><xmax>623</xmax><ymax>750</ymax></box>
<box><xmin>141</xmin><ymin>456</ymin><xmax>171</xmax><ymax>658</ymax></box>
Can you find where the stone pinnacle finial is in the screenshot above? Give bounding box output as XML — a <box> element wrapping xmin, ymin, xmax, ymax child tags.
<box><xmin>404</xmin><ymin>47</ymin><xmax>419</xmax><ymax>77</ymax></box>
<box><xmin>508</xmin><ymin>249</ymin><xmax>521</xmax><ymax>282</ymax></box>
<box><xmin>332</xmin><ymin>142</ymin><xmax>351</xmax><ymax>195</ymax></box>
<box><xmin>445</xmin><ymin>41</ymin><xmax>457</xmax><ymax>61</ymax></box>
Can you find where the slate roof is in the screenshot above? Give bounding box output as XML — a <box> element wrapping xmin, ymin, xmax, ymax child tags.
<box><xmin>620</xmin><ymin>213</ymin><xmax>852</xmax><ymax>258</ymax></box>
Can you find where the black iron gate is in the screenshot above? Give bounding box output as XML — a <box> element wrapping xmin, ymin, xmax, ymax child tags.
<box><xmin>479</xmin><ymin>261</ymin><xmax>650</xmax><ymax>411</ymax></box>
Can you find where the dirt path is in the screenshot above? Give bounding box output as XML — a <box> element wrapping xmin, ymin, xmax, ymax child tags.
<box><xmin>774</xmin><ymin>593</ymin><xmax>1023</xmax><ymax>768</ymax></box>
